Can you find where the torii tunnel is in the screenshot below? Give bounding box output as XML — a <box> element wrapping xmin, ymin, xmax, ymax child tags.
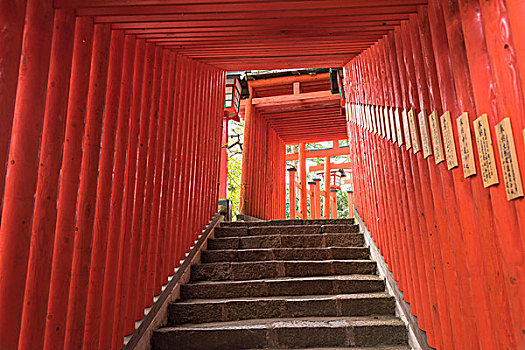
<box><xmin>0</xmin><ymin>0</ymin><xmax>524</xmax><ymax>349</ymax></box>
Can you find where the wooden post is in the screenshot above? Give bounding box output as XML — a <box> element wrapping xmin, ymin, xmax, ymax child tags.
<box><xmin>219</xmin><ymin>116</ymin><xmax>229</xmax><ymax>199</ymax></box>
<box><xmin>308</xmin><ymin>181</ymin><xmax>316</xmax><ymax>219</ymax></box>
<box><xmin>82</xmin><ymin>28</ymin><xmax>125</xmax><ymax>350</ymax></box>
<box><xmin>44</xmin><ymin>16</ymin><xmax>94</xmax><ymax>350</ymax></box>
<box><xmin>18</xmin><ymin>9</ymin><xmax>75</xmax><ymax>350</ymax></box>
<box><xmin>323</xmin><ymin>156</ymin><xmax>331</xmax><ymax>218</ymax></box>
<box><xmin>0</xmin><ymin>1</ymin><xmax>53</xmax><ymax>348</ymax></box>
<box><xmin>64</xmin><ymin>23</ymin><xmax>111</xmax><ymax>350</ymax></box>
<box><xmin>330</xmin><ymin>189</ymin><xmax>338</xmax><ymax>218</ymax></box>
<box><xmin>298</xmin><ymin>143</ymin><xmax>307</xmax><ymax>219</ymax></box>
<box><xmin>347</xmin><ymin>190</ymin><xmax>354</xmax><ymax>218</ymax></box>
<box><xmin>287</xmin><ymin>167</ymin><xmax>296</xmax><ymax>219</ymax></box>
<box><xmin>313</xmin><ymin>178</ymin><xmax>321</xmax><ymax>219</ymax></box>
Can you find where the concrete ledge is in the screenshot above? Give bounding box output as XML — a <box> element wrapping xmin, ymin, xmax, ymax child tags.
<box><xmin>123</xmin><ymin>212</ymin><xmax>222</xmax><ymax>350</ymax></box>
<box><xmin>354</xmin><ymin>209</ymin><xmax>433</xmax><ymax>350</ymax></box>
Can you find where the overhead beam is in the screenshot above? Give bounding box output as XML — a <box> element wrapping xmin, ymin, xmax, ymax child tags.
<box><xmin>252</xmin><ymin>91</ymin><xmax>338</xmax><ymax>106</ymax></box>
<box><xmin>309</xmin><ymin>162</ymin><xmax>351</xmax><ymax>172</ymax></box>
<box><xmin>286</xmin><ymin>146</ymin><xmax>351</xmax><ymax>161</ymax></box>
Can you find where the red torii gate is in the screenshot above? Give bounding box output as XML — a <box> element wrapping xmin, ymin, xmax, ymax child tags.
<box><xmin>286</xmin><ymin>141</ymin><xmax>352</xmax><ymax>220</ymax></box>
<box><xmin>238</xmin><ymin>71</ymin><xmax>348</xmax><ymax>220</ymax></box>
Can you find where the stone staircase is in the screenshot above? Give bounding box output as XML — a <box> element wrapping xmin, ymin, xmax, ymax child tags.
<box><xmin>152</xmin><ymin>219</ymin><xmax>409</xmax><ymax>350</ymax></box>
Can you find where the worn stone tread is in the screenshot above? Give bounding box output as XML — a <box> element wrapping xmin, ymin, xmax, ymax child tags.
<box><xmin>201</xmin><ymin>247</ymin><xmax>369</xmax><ymax>263</ymax></box>
<box><xmin>220</xmin><ymin>219</ymin><xmax>355</xmax><ymax>228</ymax></box>
<box><xmin>168</xmin><ymin>293</ymin><xmax>395</xmax><ymax>324</ymax></box>
<box><xmin>181</xmin><ymin>275</ymin><xmax>386</xmax><ymax>299</ymax></box>
<box><xmin>207</xmin><ymin>233</ymin><xmax>365</xmax><ymax>250</ymax></box>
<box><xmin>251</xmin><ymin>347</ymin><xmax>410</xmax><ymax>350</ymax></box>
<box><xmin>153</xmin><ymin>316</ymin><xmax>407</xmax><ymax>350</ymax></box>
<box><xmin>190</xmin><ymin>260</ymin><xmax>377</xmax><ymax>281</ymax></box>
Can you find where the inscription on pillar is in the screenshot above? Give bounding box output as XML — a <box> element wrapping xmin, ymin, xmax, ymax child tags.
<box><xmin>418</xmin><ymin>110</ymin><xmax>432</xmax><ymax>158</ymax></box>
<box><xmin>428</xmin><ymin>111</ymin><xmax>445</xmax><ymax>164</ymax></box>
<box><xmin>473</xmin><ymin>114</ymin><xmax>499</xmax><ymax>188</ymax></box>
<box><xmin>495</xmin><ymin>118</ymin><xmax>524</xmax><ymax>200</ymax></box>
<box><xmin>408</xmin><ymin>108</ymin><xmax>420</xmax><ymax>154</ymax></box>
<box><xmin>456</xmin><ymin>112</ymin><xmax>476</xmax><ymax>178</ymax></box>
<box><xmin>402</xmin><ymin>108</ymin><xmax>412</xmax><ymax>150</ymax></box>
<box><xmin>395</xmin><ymin>108</ymin><xmax>403</xmax><ymax>146</ymax></box>
<box><xmin>440</xmin><ymin>111</ymin><xmax>458</xmax><ymax>170</ymax></box>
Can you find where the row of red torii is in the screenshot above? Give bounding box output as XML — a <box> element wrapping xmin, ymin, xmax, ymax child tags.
<box><xmin>286</xmin><ymin>140</ymin><xmax>354</xmax><ymax>219</ymax></box>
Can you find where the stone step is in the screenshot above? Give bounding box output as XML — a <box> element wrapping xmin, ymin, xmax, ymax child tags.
<box><xmin>214</xmin><ymin>224</ymin><xmax>359</xmax><ymax>238</ymax></box>
<box><xmin>221</xmin><ymin>218</ymin><xmax>355</xmax><ymax>228</ymax></box>
<box><xmin>152</xmin><ymin>316</ymin><xmax>408</xmax><ymax>350</ymax></box>
<box><xmin>181</xmin><ymin>275</ymin><xmax>386</xmax><ymax>299</ymax></box>
<box><xmin>207</xmin><ymin>233</ymin><xmax>365</xmax><ymax>250</ymax></box>
<box><xmin>190</xmin><ymin>260</ymin><xmax>377</xmax><ymax>282</ymax></box>
<box><xmin>168</xmin><ymin>293</ymin><xmax>395</xmax><ymax>325</ymax></box>
<box><xmin>201</xmin><ymin>247</ymin><xmax>370</xmax><ymax>263</ymax></box>
<box><xmin>249</xmin><ymin>347</ymin><xmax>410</xmax><ymax>350</ymax></box>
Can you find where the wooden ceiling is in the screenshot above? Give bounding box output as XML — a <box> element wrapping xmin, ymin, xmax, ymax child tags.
<box><xmin>54</xmin><ymin>0</ymin><xmax>427</xmax><ymax>71</ymax></box>
<box><xmin>244</xmin><ymin>72</ymin><xmax>348</xmax><ymax>143</ymax></box>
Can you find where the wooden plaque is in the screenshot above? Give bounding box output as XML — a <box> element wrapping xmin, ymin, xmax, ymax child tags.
<box><xmin>402</xmin><ymin>108</ymin><xmax>412</xmax><ymax>150</ymax></box>
<box><xmin>495</xmin><ymin>118</ymin><xmax>524</xmax><ymax>200</ymax></box>
<box><xmin>456</xmin><ymin>112</ymin><xmax>476</xmax><ymax>178</ymax></box>
<box><xmin>378</xmin><ymin>106</ymin><xmax>383</xmax><ymax>136</ymax></box>
<box><xmin>376</xmin><ymin>106</ymin><xmax>382</xmax><ymax>136</ymax></box>
<box><xmin>395</xmin><ymin>108</ymin><xmax>403</xmax><ymax>146</ymax></box>
<box><xmin>364</xmin><ymin>105</ymin><xmax>372</xmax><ymax>131</ymax></box>
<box><xmin>428</xmin><ymin>111</ymin><xmax>445</xmax><ymax>164</ymax></box>
<box><xmin>385</xmin><ymin>107</ymin><xmax>391</xmax><ymax>141</ymax></box>
<box><xmin>408</xmin><ymin>109</ymin><xmax>421</xmax><ymax>154</ymax></box>
<box><xmin>440</xmin><ymin>111</ymin><xmax>458</xmax><ymax>170</ymax></box>
<box><xmin>418</xmin><ymin>110</ymin><xmax>432</xmax><ymax>158</ymax></box>
<box><xmin>368</xmin><ymin>106</ymin><xmax>377</xmax><ymax>133</ymax></box>
<box><xmin>389</xmin><ymin>107</ymin><xmax>396</xmax><ymax>143</ymax></box>
<box><xmin>473</xmin><ymin>114</ymin><xmax>499</xmax><ymax>187</ymax></box>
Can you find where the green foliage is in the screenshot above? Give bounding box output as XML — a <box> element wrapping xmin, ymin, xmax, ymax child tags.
<box><xmin>227</xmin><ymin>120</ymin><xmax>244</xmax><ymax>219</ymax></box>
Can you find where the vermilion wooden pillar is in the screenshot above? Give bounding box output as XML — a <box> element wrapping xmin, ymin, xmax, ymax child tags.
<box><xmin>313</xmin><ymin>178</ymin><xmax>321</xmax><ymax>219</ymax></box>
<box><xmin>347</xmin><ymin>190</ymin><xmax>354</xmax><ymax>218</ymax></box>
<box><xmin>0</xmin><ymin>0</ymin><xmax>26</xmax><ymax>215</ymax></box>
<box><xmin>86</xmin><ymin>33</ymin><xmax>135</xmax><ymax>350</ymax></box>
<box><xmin>18</xmin><ymin>9</ymin><xmax>75</xmax><ymax>350</ymax></box>
<box><xmin>219</xmin><ymin>115</ymin><xmax>229</xmax><ymax>199</ymax></box>
<box><xmin>98</xmin><ymin>36</ymin><xmax>142</xmax><ymax>350</ymax></box>
<box><xmin>298</xmin><ymin>143</ymin><xmax>307</xmax><ymax>218</ymax></box>
<box><xmin>0</xmin><ymin>0</ymin><xmax>53</xmax><ymax>348</ymax></box>
<box><xmin>330</xmin><ymin>189</ymin><xmax>337</xmax><ymax>218</ymax></box>
<box><xmin>323</xmin><ymin>156</ymin><xmax>331</xmax><ymax>218</ymax></box>
<box><xmin>81</xmin><ymin>28</ymin><xmax>125</xmax><ymax>350</ymax></box>
<box><xmin>308</xmin><ymin>181</ymin><xmax>316</xmax><ymax>219</ymax></box>
<box><xmin>44</xmin><ymin>16</ymin><xmax>94</xmax><ymax>350</ymax></box>
<box><xmin>64</xmin><ymin>23</ymin><xmax>112</xmax><ymax>350</ymax></box>
<box><xmin>287</xmin><ymin>167</ymin><xmax>296</xmax><ymax>219</ymax></box>
<box><xmin>110</xmin><ymin>41</ymin><xmax>153</xmax><ymax>350</ymax></box>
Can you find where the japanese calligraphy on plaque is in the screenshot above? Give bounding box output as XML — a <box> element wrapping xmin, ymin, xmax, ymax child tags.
<box><xmin>389</xmin><ymin>107</ymin><xmax>396</xmax><ymax>143</ymax></box>
<box><xmin>370</xmin><ymin>105</ymin><xmax>376</xmax><ymax>133</ymax></box>
<box><xmin>402</xmin><ymin>109</ymin><xmax>412</xmax><ymax>150</ymax></box>
<box><xmin>440</xmin><ymin>111</ymin><xmax>458</xmax><ymax>170</ymax></box>
<box><xmin>428</xmin><ymin>111</ymin><xmax>445</xmax><ymax>164</ymax></box>
<box><xmin>408</xmin><ymin>109</ymin><xmax>421</xmax><ymax>154</ymax></box>
<box><xmin>495</xmin><ymin>118</ymin><xmax>524</xmax><ymax>200</ymax></box>
<box><xmin>384</xmin><ymin>107</ymin><xmax>390</xmax><ymax>140</ymax></box>
<box><xmin>473</xmin><ymin>114</ymin><xmax>499</xmax><ymax>187</ymax></box>
<box><xmin>395</xmin><ymin>108</ymin><xmax>403</xmax><ymax>146</ymax></box>
<box><xmin>456</xmin><ymin>112</ymin><xmax>476</xmax><ymax>178</ymax></box>
<box><xmin>377</xmin><ymin>106</ymin><xmax>383</xmax><ymax>137</ymax></box>
<box><xmin>418</xmin><ymin>110</ymin><xmax>432</xmax><ymax>158</ymax></box>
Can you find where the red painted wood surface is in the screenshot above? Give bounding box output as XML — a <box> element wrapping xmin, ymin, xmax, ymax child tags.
<box><xmin>1</xmin><ymin>0</ymin><xmax>524</xmax><ymax>348</ymax></box>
